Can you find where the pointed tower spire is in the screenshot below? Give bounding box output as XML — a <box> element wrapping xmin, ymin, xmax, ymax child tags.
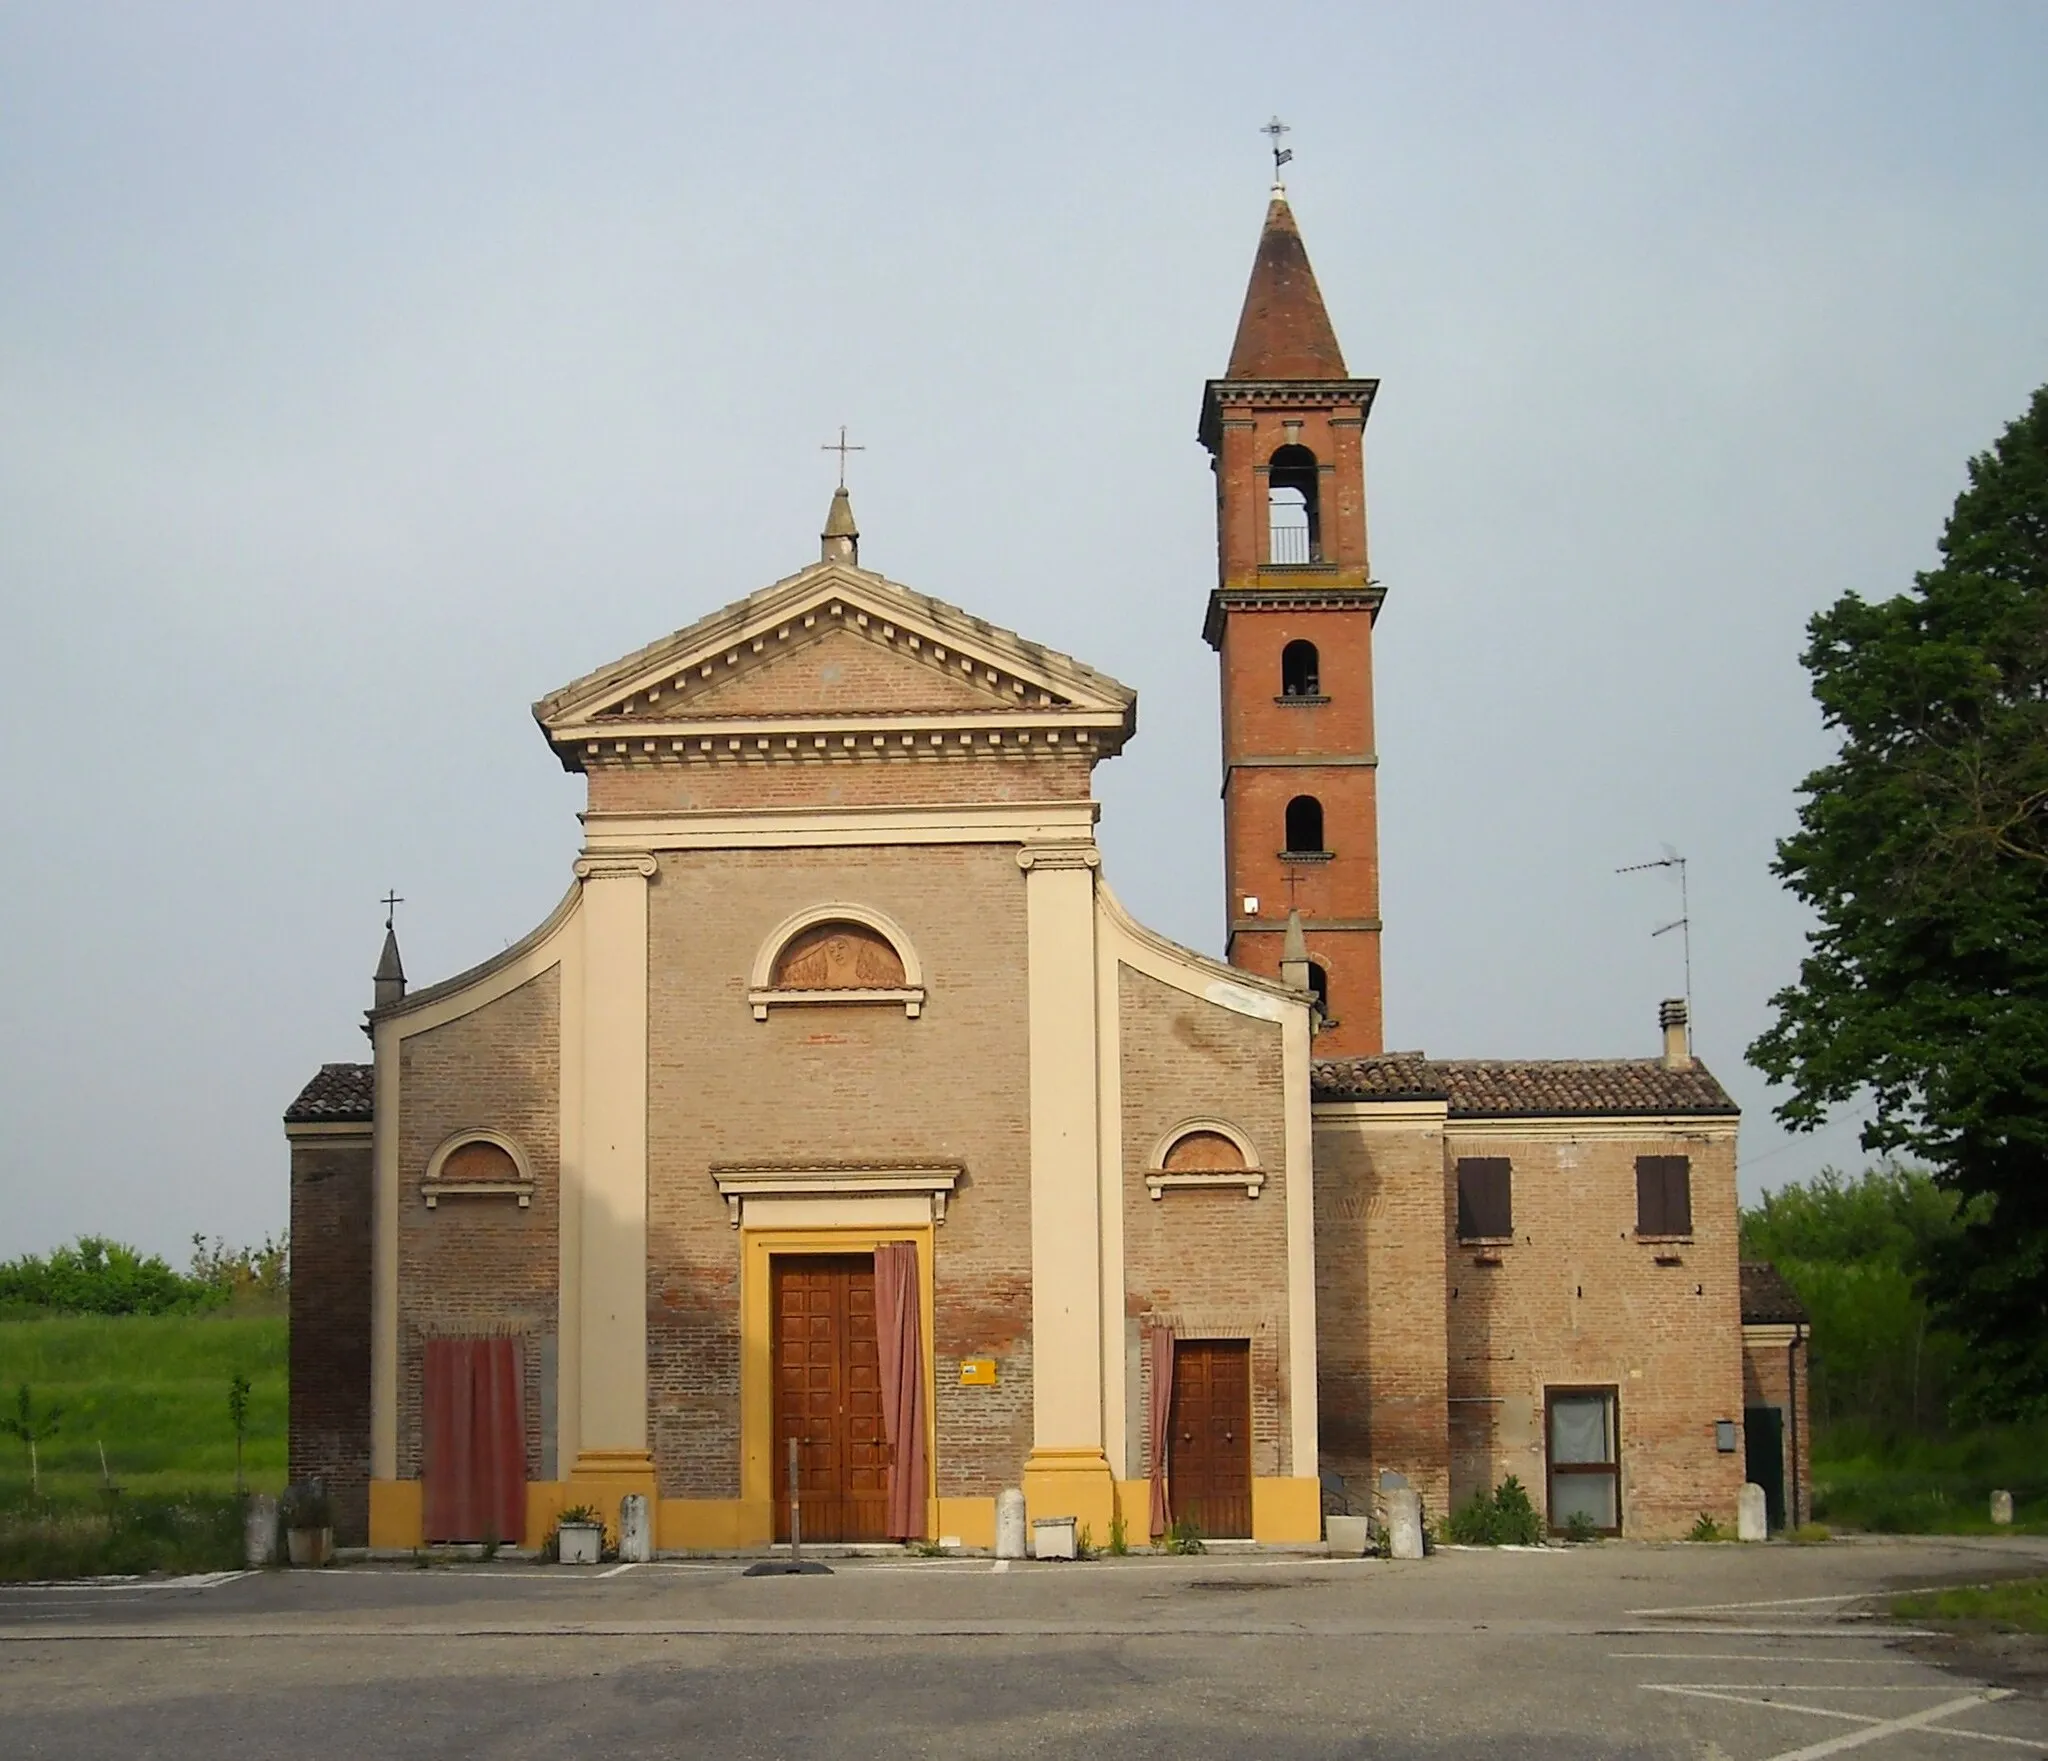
<box><xmin>1225</xmin><ymin>191</ymin><xmax>1348</xmax><ymax>382</ymax></box>
<box><xmin>373</xmin><ymin>893</ymin><xmax>406</xmax><ymax>1010</ymax></box>
<box><xmin>1279</xmin><ymin>909</ymin><xmax>1311</xmax><ymax>987</ymax></box>
<box><xmin>821</xmin><ymin>485</ymin><xmax>859</xmax><ymax>565</ymax></box>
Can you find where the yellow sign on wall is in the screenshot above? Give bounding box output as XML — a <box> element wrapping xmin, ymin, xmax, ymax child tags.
<box><xmin>958</xmin><ymin>1357</ymin><xmax>997</xmax><ymax>1386</ymax></box>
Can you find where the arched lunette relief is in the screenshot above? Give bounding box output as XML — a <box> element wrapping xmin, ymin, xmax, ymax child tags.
<box><xmin>747</xmin><ymin>903</ymin><xmax>927</xmax><ymax>1020</ymax></box>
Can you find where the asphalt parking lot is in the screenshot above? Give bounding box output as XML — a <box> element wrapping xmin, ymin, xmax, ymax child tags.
<box><xmin>3</xmin><ymin>1535</ymin><xmax>2044</xmax><ymax>1759</ymax></box>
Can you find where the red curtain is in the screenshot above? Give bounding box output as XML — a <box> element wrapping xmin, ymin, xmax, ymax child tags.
<box><xmin>423</xmin><ymin>1336</ymin><xmax>525</xmax><ymax>1544</ymax></box>
<box><xmin>1147</xmin><ymin>1323</ymin><xmax>1176</xmax><ymax>1538</ymax></box>
<box><xmin>873</xmin><ymin>1242</ymin><xmax>927</xmax><ymax>1541</ymax></box>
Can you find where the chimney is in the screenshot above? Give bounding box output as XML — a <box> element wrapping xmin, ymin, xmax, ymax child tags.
<box><xmin>1659</xmin><ymin>997</ymin><xmax>1690</xmax><ymax>1069</ymax></box>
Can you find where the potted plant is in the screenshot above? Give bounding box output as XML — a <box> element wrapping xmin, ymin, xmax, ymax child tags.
<box><xmin>281</xmin><ymin>1480</ymin><xmax>334</xmax><ymax>1567</ymax></box>
<box><xmin>552</xmin><ymin>1503</ymin><xmax>605</xmax><ymax>1566</ymax></box>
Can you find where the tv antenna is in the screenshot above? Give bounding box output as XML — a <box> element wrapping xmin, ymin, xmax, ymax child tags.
<box><xmin>1617</xmin><ymin>846</ymin><xmax>1691</xmax><ymax>1032</ymax></box>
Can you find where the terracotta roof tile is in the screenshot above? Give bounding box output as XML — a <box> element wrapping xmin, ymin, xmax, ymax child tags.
<box><xmin>285</xmin><ymin>1062</ymin><xmax>374</xmax><ymax>1123</ymax></box>
<box><xmin>1741</xmin><ymin>1261</ymin><xmax>1810</xmax><ymax>1327</ymax></box>
<box><xmin>1310</xmin><ymin>1055</ymin><xmax>1739</xmax><ymax>1118</ymax></box>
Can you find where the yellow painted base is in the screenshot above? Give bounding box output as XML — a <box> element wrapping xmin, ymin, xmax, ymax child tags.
<box><xmin>1113</xmin><ymin>1479</ymin><xmax>1153</xmax><ymax>1541</ymax></box>
<box><xmin>367</xmin><ymin>1478</ymin><xmax>423</xmax><ymax>1550</ymax></box>
<box><xmin>936</xmin><ymin>1496</ymin><xmax>997</xmax><ymax>1550</ymax></box>
<box><xmin>1021</xmin><ymin>1447</ymin><xmax>1117</xmax><ymax>1542</ymax></box>
<box><xmin>657</xmin><ymin>1499</ymin><xmax>767</xmax><ymax>1552</ymax></box>
<box><xmin>567</xmin><ymin>1448</ymin><xmax>658</xmax><ymax>1541</ymax></box>
<box><xmin>1252</xmin><ymin>1476</ymin><xmax>1323</xmax><ymax>1543</ymax></box>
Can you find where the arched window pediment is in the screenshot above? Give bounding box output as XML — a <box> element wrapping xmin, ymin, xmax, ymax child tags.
<box><xmin>749</xmin><ymin>904</ymin><xmax>926</xmax><ymax>1020</ymax></box>
<box><xmin>1144</xmin><ymin>1120</ymin><xmax>1266</xmax><ymax>1200</ymax></box>
<box><xmin>421</xmin><ymin>1129</ymin><xmax>536</xmax><ymax>1210</ymax></box>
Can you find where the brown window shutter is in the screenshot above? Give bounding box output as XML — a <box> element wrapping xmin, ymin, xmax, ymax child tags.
<box><xmin>1457</xmin><ymin>1157</ymin><xmax>1512</xmax><ymax>1240</ymax></box>
<box><xmin>1636</xmin><ymin>1156</ymin><xmax>1692</xmax><ymax>1235</ymax></box>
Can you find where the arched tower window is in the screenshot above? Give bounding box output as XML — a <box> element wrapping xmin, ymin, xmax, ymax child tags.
<box><xmin>1267</xmin><ymin>444</ymin><xmax>1322</xmax><ymax>564</ymax></box>
<box><xmin>1307</xmin><ymin>961</ymin><xmax>1330</xmax><ymax>1021</ymax></box>
<box><xmin>1280</xmin><ymin>640</ymin><xmax>1320</xmax><ymax>698</ymax></box>
<box><xmin>1285</xmin><ymin>795</ymin><xmax>1325</xmax><ymax>854</ymax></box>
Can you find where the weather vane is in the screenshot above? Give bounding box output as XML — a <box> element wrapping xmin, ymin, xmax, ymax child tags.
<box><xmin>1262</xmin><ymin>116</ymin><xmax>1293</xmax><ymax>182</ymax></box>
<box><xmin>821</xmin><ymin>424</ymin><xmax>865</xmax><ymax>489</ymax></box>
<box><xmin>381</xmin><ymin>889</ymin><xmax>404</xmax><ymax>932</ymax></box>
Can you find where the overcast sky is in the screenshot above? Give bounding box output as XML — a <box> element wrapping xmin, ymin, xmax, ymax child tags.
<box><xmin>3</xmin><ymin>4</ymin><xmax>2044</xmax><ymax>1261</ymax></box>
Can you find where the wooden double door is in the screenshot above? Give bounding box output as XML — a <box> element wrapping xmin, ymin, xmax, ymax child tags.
<box><xmin>772</xmin><ymin>1255</ymin><xmax>889</xmax><ymax>1542</ymax></box>
<box><xmin>1168</xmin><ymin>1339</ymin><xmax>1252</xmax><ymax>1539</ymax></box>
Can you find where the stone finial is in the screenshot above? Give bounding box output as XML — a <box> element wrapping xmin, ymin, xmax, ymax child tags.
<box><xmin>1659</xmin><ymin>997</ymin><xmax>1690</xmax><ymax>1069</ymax></box>
<box><xmin>374</xmin><ymin>924</ymin><xmax>407</xmax><ymax>1010</ymax></box>
<box><xmin>1280</xmin><ymin>910</ymin><xmax>1316</xmax><ymax>1019</ymax></box>
<box><xmin>821</xmin><ymin>485</ymin><xmax>859</xmax><ymax>565</ymax></box>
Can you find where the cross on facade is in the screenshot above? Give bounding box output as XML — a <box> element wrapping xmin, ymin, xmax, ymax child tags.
<box><xmin>1262</xmin><ymin>116</ymin><xmax>1293</xmax><ymax>179</ymax></box>
<box><xmin>381</xmin><ymin>890</ymin><xmax>404</xmax><ymax>931</ymax></box>
<box><xmin>821</xmin><ymin>425</ymin><xmax>865</xmax><ymax>488</ymax></box>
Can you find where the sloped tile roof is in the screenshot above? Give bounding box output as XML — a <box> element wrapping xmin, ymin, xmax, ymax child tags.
<box><xmin>1741</xmin><ymin>1261</ymin><xmax>1810</xmax><ymax>1327</ymax></box>
<box><xmin>1310</xmin><ymin>1055</ymin><xmax>1739</xmax><ymax>1119</ymax></box>
<box><xmin>1226</xmin><ymin>193</ymin><xmax>1349</xmax><ymax>381</ymax></box>
<box><xmin>285</xmin><ymin>1062</ymin><xmax>374</xmax><ymax>1123</ymax></box>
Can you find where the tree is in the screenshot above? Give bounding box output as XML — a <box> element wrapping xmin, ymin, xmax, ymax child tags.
<box><xmin>1750</xmin><ymin>385</ymin><xmax>2048</xmax><ymax>1418</ymax></box>
<box><xmin>2</xmin><ymin>1385</ymin><xmax>64</xmax><ymax>1494</ymax></box>
<box><xmin>228</xmin><ymin>1374</ymin><xmax>253</xmax><ymax>1495</ymax></box>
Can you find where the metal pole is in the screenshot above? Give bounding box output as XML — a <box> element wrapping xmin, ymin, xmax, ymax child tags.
<box><xmin>788</xmin><ymin>1434</ymin><xmax>802</xmax><ymax>1563</ymax></box>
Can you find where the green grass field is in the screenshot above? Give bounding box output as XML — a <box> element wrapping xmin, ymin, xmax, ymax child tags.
<box><xmin>1812</xmin><ymin>1422</ymin><xmax>2048</xmax><ymax>1536</ymax></box>
<box><xmin>0</xmin><ymin>1314</ymin><xmax>285</xmax><ymax>1500</ymax></box>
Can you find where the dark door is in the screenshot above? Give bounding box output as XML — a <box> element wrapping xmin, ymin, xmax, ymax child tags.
<box><xmin>1745</xmin><ymin>1405</ymin><xmax>1786</xmax><ymax>1531</ymax></box>
<box><xmin>772</xmin><ymin>1255</ymin><xmax>888</xmax><ymax>1542</ymax></box>
<box><xmin>1168</xmin><ymin>1339</ymin><xmax>1252</xmax><ymax>1539</ymax></box>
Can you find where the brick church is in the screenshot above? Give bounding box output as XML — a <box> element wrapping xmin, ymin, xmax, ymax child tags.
<box><xmin>285</xmin><ymin>178</ymin><xmax>1809</xmax><ymax>1552</ymax></box>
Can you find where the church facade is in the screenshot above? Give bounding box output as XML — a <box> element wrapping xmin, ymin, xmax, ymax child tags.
<box><xmin>286</xmin><ymin>187</ymin><xmax>1783</xmax><ymax>1552</ymax></box>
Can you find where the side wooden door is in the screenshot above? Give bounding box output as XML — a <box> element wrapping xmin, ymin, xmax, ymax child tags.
<box><xmin>1168</xmin><ymin>1338</ymin><xmax>1252</xmax><ymax>1539</ymax></box>
<box><xmin>772</xmin><ymin>1255</ymin><xmax>888</xmax><ymax>1542</ymax></box>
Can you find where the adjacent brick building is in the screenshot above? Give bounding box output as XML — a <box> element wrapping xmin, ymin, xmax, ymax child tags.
<box><xmin>287</xmin><ymin>177</ymin><xmax>1769</xmax><ymax>1550</ymax></box>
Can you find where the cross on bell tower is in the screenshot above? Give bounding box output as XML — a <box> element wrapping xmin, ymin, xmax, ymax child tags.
<box><xmin>1200</xmin><ymin>142</ymin><xmax>1386</xmax><ymax>1054</ymax></box>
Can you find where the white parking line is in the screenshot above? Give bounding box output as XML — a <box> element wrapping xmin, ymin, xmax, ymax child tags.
<box><xmin>1629</xmin><ymin>1592</ymin><xmax>1866</xmax><ymax>1617</ymax></box>
<box><xmin>0</xmin><ymin>1571</ymin><xmax>249</xmax><ymax>1593</ymax></box>
<box><xmin>597</xmin><ymin>1562</ymin><xmax>638</xmax><ymax>1579</ymax></box>
<box><xmin>1643</xmin><ymin>1685</ymin><xmax>2029</xmax><ymax>1756</ymax></box>
<box><xmin>1612</xmin><ymin>1654</ymin><xmax>1897</xmax><ymax>1663</ymax></box>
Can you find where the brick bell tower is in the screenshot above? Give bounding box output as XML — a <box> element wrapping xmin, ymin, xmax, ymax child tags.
<box><xmin>1202</xmin><ymin>178</ymin><xmax>1385</xmax><ymax>1055</ymax></box>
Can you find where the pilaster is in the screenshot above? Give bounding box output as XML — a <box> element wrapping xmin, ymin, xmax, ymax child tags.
<box><xmin>1016</xmin><ymin>842</ymin><xmax>1116</xmax><ymax>1532</ymax></box>
<box><xmin>567</xmin><ymin>851</ymin><xmax>658</xmax><ymax>1524</ymax></box>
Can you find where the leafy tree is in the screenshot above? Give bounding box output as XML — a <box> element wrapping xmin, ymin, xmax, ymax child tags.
<box><xmin>1750</xmin><ymin>386</ymin><xmax>2048</xmax><ymax>1416</ymax></box>
<box><xmin>1741</xmin><ymin>1164</ymin><xmax>1976</xmax><ymax>1436</ymax></box>
<box><xmin>0</xmin><ymin>1238</ymin><xmax>211</xmax><ymax>1317</ymax></box>
<box><xmin>2</xmin><ymin>1385</ymin><xmax>64</xmax><ymax>1494</ymax></box>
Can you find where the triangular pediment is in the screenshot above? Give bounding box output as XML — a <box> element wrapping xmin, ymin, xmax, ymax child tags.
<box><xmin>534</xmin><ymin>563</ymin><xmax>1135</xmax><ymax>759</ymax></box>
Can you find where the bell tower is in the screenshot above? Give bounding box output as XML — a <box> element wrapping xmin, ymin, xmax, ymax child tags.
<box><xmin>1201</xmin><ymin>180</ymin><xmax>1384</xmax><ymax>1055</ymax></box>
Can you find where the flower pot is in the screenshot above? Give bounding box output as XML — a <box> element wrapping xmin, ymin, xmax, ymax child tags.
<box><xmin>1325</xmin><ymin>1514</ymin><xmax>1372</xmax><ymax>1557</ymax></box>
<box><xmin>557</xmin><ymin>1521</ymin><xmax>603</xmax><ymax>1566</ymax></box>
<box><xmin>286</xmin><ymin>1526</ymin><xmax>333</xmax><ymax>1568</ymax></box>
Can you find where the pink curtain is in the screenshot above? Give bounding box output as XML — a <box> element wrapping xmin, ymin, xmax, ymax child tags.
<box><xmin>1147</xmin><ymin>1323</ymin><xmax>1175</xmax><ymax>1538</ymax></box>
<box><xmin>423</xmin><ymin>1336</ymin><xmax>525</xmax><ymax>1544</ymax></box>
<box><xmin>873</xmin><ymin>1242</ymin><xmax>927</xmax><ymax>1541</ymax></box>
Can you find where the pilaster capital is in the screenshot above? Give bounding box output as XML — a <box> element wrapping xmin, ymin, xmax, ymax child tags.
<box><xmin>574</xmin><ymin>851</ymin><xmax>659</xmax><ymax>882</ymax></box>
<box><xmin>1016</xmin><ymin>843</ymin><xmax>1101</xmax><ymax>872</ymax></box>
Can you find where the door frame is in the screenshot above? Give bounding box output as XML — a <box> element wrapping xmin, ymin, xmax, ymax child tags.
<box><xmin>1543</xmin><ymin>1384</ymin><xmax>1623</xmax><ymax>1537</ymax></box>
<box><xmin>739</xmin><ymin>1224</ymin><xmax>936</xmax><ymax>1537</ymax></box>
<box><xmin>1165</xmin><ymin>1335</ymin><xmax>1254</xmax><ymax>1540</ymax></box>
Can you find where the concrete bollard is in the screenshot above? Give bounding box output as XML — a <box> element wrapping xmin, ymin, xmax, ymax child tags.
<box><xmin>1991</xmin><ymin>1489</ymin><xmax>2014</xmax><ymax>1526</ymax></box>
<box><xmin>1737</xmin><ymin>1482</ymin><xmax>1768</xmax><ymax>1542</ymax></box>
<box><xmin>1384</xmin><ymin>1488</ymin><xmax>1424</xmax><ymax>1560</ymax></box>
<box><xmin>619</xmin><ymin>1493</ymin><xmax>653</xmax><ymax>1563</ymax></box>
<box><xmin>996</xmin><ymin>1488</ymin><xmax>1028</xmax><ymax>1560</ymax></box>
<box><xmin>244</xmin><ymin>1493</ymin><xmax>279</xmax><ymax>1568</ymax></box>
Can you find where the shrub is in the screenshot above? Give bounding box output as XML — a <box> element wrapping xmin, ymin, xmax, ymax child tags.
<box><xmin>1107</xmin><ymin>1509</ymin><xmax>1129</xmax><ymax>1556</ymax></box>
<box><xmin>0</xmin><ymin>1489</ymin><xmax>244</xmax><ymax>1581</ymax></box>
<box><xmin>1163</xmin><ymin>1516</ymin><xmax>1205</xmax><ymax>1555</ymax></box>
<box><xmin>1561</xmin><ymin>1510</ymin><xmax>1599</xmax><ymax>1544</ymax></box>
<box><xmin>1442</xmin><ymin>1476</ymin><xmax>1544</xmax><ymax>1545</ymax></box>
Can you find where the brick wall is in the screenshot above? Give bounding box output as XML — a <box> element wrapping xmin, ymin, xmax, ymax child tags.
<box><xmin>1442</xmin><ymin>1127</ymin><xmax>1745</xmax><ymax>1538</ymax></box>
<box><xmin>1743</xmin><ymin>1328</ymin><xmax>1812</xmax><ymax>1528</ymax></box>
<box><xmin>1311</xmin><ymin>1114</ymin><xmax>1451</xmax><ymax>1515</ymax></box>
<box><xmin>394</xmin><ymin>968</ymin><xmax>561</xmax><ymax>1481</ymax></box>
<box><xmin>1117</xmin><ymin>966</ymin><xmax>1292</xmax><ymax>1477</ymax></box>
<box><xmin>645</xmin><ymin>842</ymin><xmax>1034</xmax><ymax>1499</ymax></box>
<box><xmin>288</xmin><ymin>1132</ymin><xmax>372</xmax><ymax>1543</ymax></box>
<box><xmin>585</xmin><ymin>752</ymin><xmax>1097</xmax><ymax>815</ymax></box>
